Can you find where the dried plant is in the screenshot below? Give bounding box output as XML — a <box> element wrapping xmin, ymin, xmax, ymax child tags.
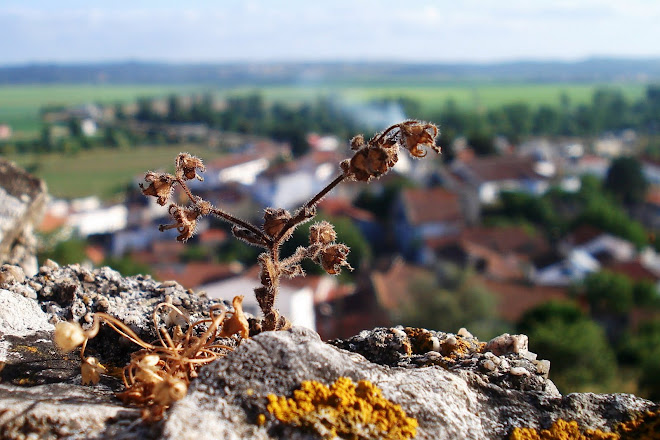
<box><xmin>54</xmin><ymin>295</ymin><xmax>250</xmax><ymax>420</ymax></box>
<box><xmin>141</xmin><ymin>120</ymin><xmax>440</xmax><ymax>332</ymax></box>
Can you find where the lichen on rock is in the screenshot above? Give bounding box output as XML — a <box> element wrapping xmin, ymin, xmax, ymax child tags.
<box><xmin>266</xmin><ymin>376</ymin><xmax>417</xmax><ymax>440</ymax></box>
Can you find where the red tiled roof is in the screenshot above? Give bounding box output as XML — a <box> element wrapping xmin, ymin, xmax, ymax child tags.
<box><xmin>401</xmin><ymin>187</ymin><xmax>462</xmax><ymax>226</ymax></box>
<box><xmin>565</xmin><ymin>224</ymin><xmax>605</xmax><ymax>246</ymax></box>
<box><xmin>460</xmin><ymin>226</ymin><xmax>549</xmax><ymax>257</ymax></box>
<box><xmin>370</xmin><ymin>259</ymin><xmax>431</xmax><ymax>311</ymax></box>
<box><xmin>198</xmin><ymin>228</ymin><xmax>228</xmax><ymax>243</ymax></box>
<box><xmin>604</xmin><ymin>260</ymin><xmax>660</xmax><ymax>282</ymax></box>
<box><xmin>39</xmin><ymin>213</ymin><xmax>67</xmax><ymax>233</ymax></box>
<box><xmin>455</xmin><ymin>155</ymin><xmax>541</xmax><ymax>183</ymax></box>
<box><xmin>319</xmin><ymin>197</ymin><xmax>375</xmax><ymax>222</ymax></box>
<box><xmin>479</xmin><ymin>277</ymin><xmax>571</xmax><ymax>322</ymax></box>
<box><xmin>153</xmin><ymin>262</ymin><xmax>240</xmax><ymax>289</ymax></box>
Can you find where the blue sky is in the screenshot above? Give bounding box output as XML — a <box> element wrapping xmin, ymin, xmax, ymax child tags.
<box><xmin>2</xmin><ymin>0</ymin><xmax>660</xmax><ymax>65</ymax></box>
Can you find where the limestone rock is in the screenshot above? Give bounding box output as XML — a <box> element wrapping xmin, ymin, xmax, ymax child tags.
<box><xmin>0</xmin><ymin>159</ymin><xmax>47</xmax><ymax>277</ymax></box>
<box><xmin>0</xmin><ymin>267</ymin><xmax>657</xmax><ymax>439</ymax></box>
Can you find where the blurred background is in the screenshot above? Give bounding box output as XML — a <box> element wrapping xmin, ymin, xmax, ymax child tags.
<box><xmin>1</xmin><ymin>0</ymin><xmax>660</xmax><ymax>398</ymax></box>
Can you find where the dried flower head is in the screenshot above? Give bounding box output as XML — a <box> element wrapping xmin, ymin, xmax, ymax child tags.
<box><xmin>140</xmin><ymin>172</ymin><xmax>176</xmax><ymax>206</ymax></box>
<box><xmin>341</xmin><ymin>142</ymin><xmax>398</xmax><ymax>182</ymax></box>
<box><xmin>350</xmin><ymin>134</ymin><xmax>365</xmax><ymax>150</ymax></box>
<box><xmin>81</xmin><ymin>357</ymin><xmax>106</xmax><ymax>385</ymax></box>
<box><xmin>159</xmin><ymin>204</ymin><xmax>201</xmax><ymax>242</ymax></box>
<box><xmin>398</xmin><ymin>120</ymin><xmax>440</xmax><ymax>158</ymax></box>
<box><xmin>153</xmin><ymin>376</ymin><xmax>188</xmax><ymax>406</ymax></box>
<box><xmin>263</xmin><ymin>208</ymin><xmax>292</xmax><ymax>238</ymax></box>
<box><xmin>219</xmin><ymin>295</ymin><xmax>250</xmax><ymax>339</ymax></box>
<box><xmin>175</xmin><ymin>152</ymin><xmax>206</xmax><ymax>181</ymax></box>
<box><xmin>309</xmin><ymin>221</ymin><xmax>337</xmax><ymax>245</ymax></box>
<box><xmin>319</xmin><ymin>243</ymin><xmax>353</xmax><ymax>275</ymax></box>
<box><xmin>54</xmin><ymin>321</ymin><xmax>86</xmax><ymax>352</ymax></box>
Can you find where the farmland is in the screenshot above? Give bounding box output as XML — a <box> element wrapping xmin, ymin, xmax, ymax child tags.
<box><xmin>6</xmin><ymin>145</ymin><xmax>226</xmax><ymax>200</ymax></box>
<box><xmin>0</xmin><ymin>82</ymin><xmax>647</xmax><ymax>138</ymax></box>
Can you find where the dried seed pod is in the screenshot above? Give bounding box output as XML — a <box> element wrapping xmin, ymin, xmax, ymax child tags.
<box><xmin>232</xmin><ymin>225</ymin><xmax>265</xmax><ymax>247</ymax></box>
<box><xmin>263</xmin><ymin>208</ymin><xmax>292</xmax><ymax>238</ymax></box>
<box><xmin>81</xmin><ymin>357</ymin><xmax>106</xmax><ymax>385</ymax></box>
<box><xmin>159</xmin><ymin>204</ymin><xmax>201</xmax><ymax>242</ymax></box>
<box><xmin>319</xmin><ymin>243</ymin><xmax>353</xmax><ymax>275</ymax></box>
<box><xmin>175</xmin><ymin>152</ymin><xmax>206</xmax><ymax>181</ymax></box>
<box><xmin>153</xmin><ymin>376</ymin><xmax>188</xmax><ymax>406</ymax></box>
<box><xmin>220</xmin><ymin>296</ymin><xmax>250</xmax><ymax>339</ymax></box>
<box><xmin>341</xmin><ymin>142</ymin><xmax>398</xmax><ymax>182</ymax></box>
<box><xmin>309</xmin><ymin>221</ymin><xmax>336</xmax><ymax>245</ymax></box>
<box><xmin>53</xmin><ymin>321</ymin><xmax>86</xmax><ymax>352</ymax></box>
<box><xmin>398</xmin><ymin>121</ymin><xmax>440</xmax><ymax>158</ymax></box>
<box><xmin>140</xmin><ymin>172</ymin><xmax>176</xmax><ymax>206</ymax></box>
<box><xmin>350</xmin><ymin>134</ymin><xmax>365</xmax><ymax>150</ymax></box>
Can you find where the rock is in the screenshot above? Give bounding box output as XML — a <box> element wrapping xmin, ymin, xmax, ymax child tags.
<box><xmin>0</xmin><ymin>268</ymin><xmax>657</xmax><ymax>439</ymax></box>
<box><xmin>0</xmin><ymin>159</ymin><xmax>48</xmax><ymax>277</ymax></box>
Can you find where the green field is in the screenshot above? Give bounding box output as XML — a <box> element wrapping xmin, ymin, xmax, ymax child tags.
<box><xmin>0</xmin><ymin>82</ymin><xmax>647</xmax><ymax>138</ymax></box>
<box><xmin>0</xmin><ymin>81</ymin><xmax>649</xmax><ymax>200</ymax></box>
<box><xmin>4</xmin><ymin>145</ymin><xmax>226</xmax><ymax>200</ymax></box>
<box><xmin>0</xmin><ymin>84</ymin><xmax>203</xmax><ymax>137</ymax></box>
<box><xmin>232</xmin><ymin>82</ymin><xmax>647</xmax><ymax>114</ymax></box>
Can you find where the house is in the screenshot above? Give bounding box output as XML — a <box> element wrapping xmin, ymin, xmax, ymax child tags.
<box><xmin>438</xmin><ymin>225</ymin><xmax>551</xmax><ymax>282</ymax></box>
<box><xmin>393</xmin><ymin>187</ymin><xmax>464</xmax><ymax>263</ymax></box>
<box><xmin>561</xmin><ymin>225</ymin><xmax>636</xmax><ymax>264</ymax></box>
<box><xmin>317</xmin><ymin>197</ymin><xmax>381</xmax><ymax>247</ymax></box>
<box><xmin>201</xmin><ymin>153</ymin><xmax>271</xmax><ymax>187</ymax></box>
<box><xmin>67</xmin><ymin>204</ymin><xmax>128</xmax><ymax>237</ymax></box>
<box><xmin>532</xmin><ymin>249</ymin><xmax>601</xmax><ymax>286</ymax></box>
<box><xmin>478</xmin><ymin>276</ymin><xmax>571</xmax><ymax>322</ymax></box>
<box><xmin>253</xmin><ymin>151</ymin><xmax>343</xmax><ymax>210</ymax></box>
<box><xmin>314</xmin><ymin>258</ymin><xmax>428</xmax><ymax>339</ymax></box>
<box><xmin>641</xmin><ymin>157</ymin><xmax>660</xmax><ymax>186</ymax></box>
<box><xmin>450</xmin><ymin>155</ymin><xmax>555</xmax><ymax>205</ymax></box>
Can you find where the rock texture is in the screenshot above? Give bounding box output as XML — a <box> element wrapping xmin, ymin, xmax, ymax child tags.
<box><xmin>0</xmin><ymin>159</ymin><xmax>47</xmax><ymax>277</ymax></box>
<box><xmin>0</xmin><ymin>264</ymin><xmax>658</xmax><ymax>439</ymax></box>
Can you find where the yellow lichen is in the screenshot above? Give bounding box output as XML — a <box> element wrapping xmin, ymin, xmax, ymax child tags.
<box><xmin>510</xmin><ymin>419</ymin><xmax>617</xmax><ymax>440</ymax></box>
<box><xmin>266</xmin><ymin>376</ymin><xmax>417</xmax><ymax>440</ymax></box>
<box><xmin>510</xmin><ymin>412</ymin><xmax>660</xmax><ymax>440</ymax></box>
<box><xmin>617</xmin><ymin>410</ymin><xmax>660</xmax><ymax>440</ymax></box>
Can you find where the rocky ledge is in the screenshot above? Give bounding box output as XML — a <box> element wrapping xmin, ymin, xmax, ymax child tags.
<box><xmin>0</xmin><ymin>263</ymin><xmax>658</xmax><ymax>439</ymax></box>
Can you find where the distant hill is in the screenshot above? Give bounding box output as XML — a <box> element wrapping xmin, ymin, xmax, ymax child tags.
<box><xmin>1</xmin><ymin>58</ymin><xmax>660</xmax><ymax>85</ymax></box>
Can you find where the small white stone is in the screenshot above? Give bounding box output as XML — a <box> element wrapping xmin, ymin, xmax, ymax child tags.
<box><xmin>445</xmin><ymin>335</ymin><xmax>458</xmax><ymax>347</ymax></box>
<box><xmin>482</xmin><ymin>359</ymin><xmax>497</xmax><ymax>371</ymax></box>
<box><xmin>391</xmin><ymin>328</ymin><xmax>407</xmax><ymax>339</ymax></box>
<box><xmin>458</xmin><ymin>327</ymin><xmax>474</xmax><ymax>339</ymax></box>
<box><xmin>510</xmin><ymin>366</ymin><xmax>530</xmax><ymax>376</ymax></box>
<box><xmin>430</xmin><ymin>336</ymin><xmax>440</xmax><ymax>352</ymax></box>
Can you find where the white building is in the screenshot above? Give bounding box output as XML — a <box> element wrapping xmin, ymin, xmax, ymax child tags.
<box><xmin>199</xmin><ymin>275</ymin><xmax>316</xmax><ymax>331</ymax></box>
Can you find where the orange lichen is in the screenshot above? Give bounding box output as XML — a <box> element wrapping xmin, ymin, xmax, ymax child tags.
<box><xmin>510</xmin><ymin>412</ymin><xmax>660</xmax><ymax>440</ymax></box>
<box><xmin>266</xmin><ymin>377</ymin><xmax>417</xmax><ymax>440</ymax></box>
<box><xmin>616</xmin><ymin>410</ymin><xmax>660</xmax><ymax>439</ymax></box>
<box><xmin>510</xmin><ymin>419</ymin><xmax>616</xmax><ymax>440</ymax></box>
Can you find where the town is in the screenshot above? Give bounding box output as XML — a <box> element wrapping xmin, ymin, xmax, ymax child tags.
<box><xmin>5</xmin><ymin>87</ymin><xmax>660</xmax><ymax>397</ymax></box>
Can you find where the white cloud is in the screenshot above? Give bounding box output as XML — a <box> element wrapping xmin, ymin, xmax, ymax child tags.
<box><xmin>1</xmin><ymin>0</ymin><xmax>659</xmax><ymax>63</ymax></box>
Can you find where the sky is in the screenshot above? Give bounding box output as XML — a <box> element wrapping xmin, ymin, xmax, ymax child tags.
<box><xmin>2</xmin><ymin>0</ymin><xmax>660</xmax><ymax>65</ymax></box>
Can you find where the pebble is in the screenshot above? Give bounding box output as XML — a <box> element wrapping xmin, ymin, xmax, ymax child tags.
<box><xmin>482</xmin><ymin>359</ymin><xmax>497</xmax><ymax>372</ymax></box>
<box><xmin>390</xmin><ymin>327</ymin><xmax>407</xmax><ymax>339</ymax></box>
<box><xmin>510</xmin><ymin>366</ymin><xmax>531</xmax><ymax>377</ymax></box>
<box><xmin>458</xmin><ymin>328</ymin><xmax>474</xmax><ymax>339</ymax></box>
<box><xmin>430</xmin><ymin>336</ymin><xmax>440</xmax><ymax>352</ymax></box>
<box><xmin>444</xmin><ymin>335</ymin><xmax>458</xmax><ymax>347</ymax></box>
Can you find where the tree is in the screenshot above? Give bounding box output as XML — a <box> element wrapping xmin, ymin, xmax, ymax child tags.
<box><xmin>603</xmin><ymin>156</ymin><xmax>648</xmax><ymax>206</ymax></box>
<box><xmin>582</xmin><ymin>271</ymin><xmax>634</xmax><ymax>315</ymax></box>
<box><xmin>517</xmin><ymin>301</ymin><xmax>617</xmax><ymax>392</ymax></box>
